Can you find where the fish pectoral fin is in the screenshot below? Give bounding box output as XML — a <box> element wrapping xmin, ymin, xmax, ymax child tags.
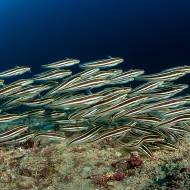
<box><xmin>85</xmin><ymin>89</ymin><xmax>93</xmax><ymax>95</ymax></box>
<box><xmin>138</xmin><ymin>144</ymin><xmax>153</xmax><ymax>157</ymax></box>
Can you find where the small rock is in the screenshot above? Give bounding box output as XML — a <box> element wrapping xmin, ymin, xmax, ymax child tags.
<box><xmin>80</xmin><ymin>166</ymin><xmax>92</xmax><ymax>178</ymax></box>
<box><xmin>63</xmin><ymin>175</ymin><xmax>72</xmax><ymax>183</ymax></box>
<box><xmin>129</xmin><ymin>151</ymin><xmax>143</xmax><ymax>168</ymax></box>
<box><xmin>41</xmin><ymin>146</ymin><xmax>55</xmax><ymax>157</ymax></box>
<box><xmin>1</xmin><ymin>173</ymin><xmax>12</xmax><ymax>183</ymax></box>
<box><xmin>17</xmin><ymin>176</ymin><xmax>35</xmax><ymax>189</ymax></box>
<box><xmin>112</xmin><ymin>172</ymin><xmax>126</xmax><ymax>181</ymax></box>
<box><xmin>115</xmin><ymin>152</ymin><xmax>122</xmax><ymax>157</ymax></box>
<box><xmin>107</xmin><ymin>181</ymin><xmax>114</xmax><ymax>186</ymax></box>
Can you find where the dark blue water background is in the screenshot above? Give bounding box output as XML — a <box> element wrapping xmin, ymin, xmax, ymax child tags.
<box><xmin>0</xmin><ymin>0</ymin><xmax>190</xmax><ymax>85</ymax></box>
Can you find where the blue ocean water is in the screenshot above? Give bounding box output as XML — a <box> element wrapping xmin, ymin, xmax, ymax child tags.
<box><xmin>1</xmin><ymin>0</ymin><xmax>190</xmax><ymax>156</ymax></box>
<box><xmin>0</xmin><ymin>0</ymin><xmax>190</xmax><ymax>84</ymax></box>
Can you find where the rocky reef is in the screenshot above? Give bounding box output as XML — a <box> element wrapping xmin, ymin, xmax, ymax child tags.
<box><xmin>0</xmin><ymin>136</ymin><xmax>189</xmax><ymax>190</ymax></box>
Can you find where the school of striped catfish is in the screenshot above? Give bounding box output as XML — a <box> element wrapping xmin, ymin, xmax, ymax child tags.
<box><xmin>0</xmin><ymin>57</ymin><xmax>190</xmax><ymax>157</ymax></box>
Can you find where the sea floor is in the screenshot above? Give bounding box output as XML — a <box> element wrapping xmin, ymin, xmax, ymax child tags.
<box><xmin>0</xmin><ymin>137</ymin><xmax>189</xmax><ymax>190</ymax></box>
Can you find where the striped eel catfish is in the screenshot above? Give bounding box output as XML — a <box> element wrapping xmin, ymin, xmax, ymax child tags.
<box><xmin>0</xmin><ymin>66</ymin><xmax>31</xmax><ymax>78</ymax></box>
<box><xmin>0</xmin><ymin>58</ymin><xmax>190</xmax><ymax>157</ymax></box>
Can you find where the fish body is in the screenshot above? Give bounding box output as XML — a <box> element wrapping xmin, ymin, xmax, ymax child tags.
<box><xmin>21</xmin><ymin>109</ymin><xmax>45</xmax><ymax>117</ymax></box>
<box><xmin>0</xmin><ymin>66</ymin><xmax>31</xmax><ymax>78</ymax></box>
<box><xmin>42</xmin><ymin>58</ymin><xmax>80</xmax><ymax>68</ymax></box>
<box><xmin>89</xmin><ymin>69</ymin><xmax>123</xmax><ymax>79</ymax></box>
<box><xmin>0</xmin><ymin>126</ymin><xmax>28</xmax><ymax>142</ymax></box>
<box><xmin>130</xmin><ymin>81</ymin><xmax>164</xmax><ymax>95</ymax></box>
<box><xmin>47</xmin><ymin>111</ymin><xmax>66</xmax><ymax>119</ymax></box>
<box><xmin>164</xmin><ymin>107</ymin><xmax>190</xmax><ymax>118</ymax></box>
<box><xmin>9</xmin><ymin>84</ymin><xmax>52</xmax><ymax>98</ymax></box>
<box><xmin>10</xmin><ymin>79</ymin><xmax>34</xmax><ymax>87</ymax></box>
<box><xmin>141</xmin><ymin>98</ymin><xmax>187</xmax><ymax>112</ymax></box>
<box><xmin>99</xmin><ymin>87</ymin><xmax>131</xmax><ymax>96</ymax></box>
<box><xmin>0</xmin><ymin>95</ymin><xmax>36</xmax><ymax>110</ymax></box>
<box><xmin>0</xmin><ymin>113</ymin><xmax>25</xmax><ymax>123</ymax></box>
<box><xmin>34</xmin><ymin>69</ymin><xmax>72</xmax><ymax>81</ymax></box>
<box><xmin>80</xmin><ymin>57</ymin><xmax>124</xmax><ymax>69</ymax></box>
<box><xmin>59</xmin><ymin>125</ymin><xmax>88</xmax><ymax>132</ymax></box>
<box><xmin>110</xmin><ymin>69</ymin><xmax>144</xmax><ymax>85</ymax></box>
<box><xmin>0</xmin><ymin>133</ymin><xmax>35</xmax><ymax>146</ymax></box>
<box><xmin>55</xmin><ymin>119</ymin><xmax>86</xmax><ymax>125</ymax></box>
<box><xmin>88</xmin><ymin>126</ymin><xmax>132</xmax><ymax>143</ymax></box>
<box><xmin>0</xmin><ymin>84</ymin><xmax>22</xmax><ymax>98</ymax></box>
<box><xmin>137</xmin><ymin>70</ymin><xmax>186</xmax><ymax>81</ymax></box>
<box><xmin>158</xmin><ymin>113</ymin><xmax>190</xmax><ymax>126</ymax></box>
<box><xmin>112</xmin><ymin>105</ymin><xmax>148</xmax><ymax>121</ymax></box>
<box><xmin>68</xmin><ymin>107</ymin><xmax>98</xmax><ymax>120</ymax></box>
<box><xmin>22</xmin><ymin>97</ymin><xmax>54</xmax><ymax>107</ymax></box>
<box><xmin>46</xmin><ymin>76</ymin><xmax>82</xmax><ymax>95</ymax></box>
<box><xmin>49</xmin><ymin>78</ymin><xmax>109</xmax><ymax>95</ymax></box>
<box><xmin>165</xmin><ymin>65</ymin><xmax>190</xmax><ymax>73</ymax></box>
<box><xmin>126</xmin><ymin>114</ymin><xmax>161</xmax><ymax>124</ymax></box>
<box><xmin>49</xmin><ymin>94</ymin><xmax>103</xmax><ymax>109</ymax></box>
<box><xmin>69</xmin><ymin>125</ymin><xmax>102</xmax><ymax>144</ymax></box>
<box><xmin>98</xmin><ymin>95</ymin><xmax>148</xmax><ymax>116</ymax></box>
<box><xmin>34</xmin><ymin>132</ymin><xmax>66</xmax><ymax>141</ymax></box>
<box><xmin>93</xmin><ymin>93</ymin><xmax>127</xmax><ymax>108</ymax></box>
